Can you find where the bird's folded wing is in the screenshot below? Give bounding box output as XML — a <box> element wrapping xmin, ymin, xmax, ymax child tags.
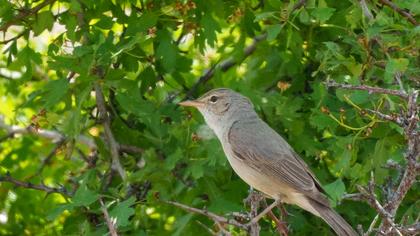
<box><xmin>228</xmin><ymin>119</ymin><xmax>329</xmax><ymax>207</ymax></box>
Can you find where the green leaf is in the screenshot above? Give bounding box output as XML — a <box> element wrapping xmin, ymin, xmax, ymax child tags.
<box><xmin>156</xmin><ymin>30</ymin><xmax>177</xmax><ymax>73</ymax></box>
<box><xmin>324</xmin><ymin>179</ymin><xmax>346</xmax><ymax>206</ymax></box>
<box><xmin>72</xmin><ymin>185</ymin><xmax>99</xmax><ymax>207</ymax></box>
<box><xmin>109</xmin><ymin>197</ymin><xmax>136</xmax><ymax>227</ymax></box>
<box><xmin>42</xmin><ymin>78</ymin><xmax>69</xmax><ymax>109</ymax></box>
<box><xmin>33</xmin><ymin>11</ymin><xmax>54</xmax><ymax>35</ymax></box>
<box><xmin>200</xmin><ymin>14</ymin><xmax>221</xmax><ymax>47</ymax></box>
<box><xmin>94</xmin><ymin>16</ymin><xmax>114</xmax><ymax>29</ymax></box>
<box><xmin>254</xmin><ymin>11</ymin><xmax>277</xmax><ymax>22</ymax></box>
<box><xmin>126</xmin><ymin>12</ymin><xmax>158</xmax><ymax>36</ymax></box>
<box><xmin>266</xmin><ymin>24</ymin><xmax>282</xmax><ymax>41</ymax></box>
<box><xmin>385</xmin><ymin>58</ymin><xmax>409</xmax><ymax>83</ymax></box>
<box><xmin>311</xmin><ymin>7</ymin><xmax>336</xmax><ymax>23</ymax></box>
<box><xmin>47</xmin><ymin>204</ymin><xmax>74</xmax><ymax>221</ymax></box>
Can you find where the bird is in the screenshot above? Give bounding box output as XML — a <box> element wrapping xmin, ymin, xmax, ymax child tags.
<box><xmin>179</xmin><ymin>88</ymin><xmax>357</xmax><ymax>236</ymax></box>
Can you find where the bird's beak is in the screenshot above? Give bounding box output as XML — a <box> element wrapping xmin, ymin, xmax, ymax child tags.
<box><xmin>178</xmin><ymin>100</ymin><xmax>204</xmax><ymax>108</ymax></box>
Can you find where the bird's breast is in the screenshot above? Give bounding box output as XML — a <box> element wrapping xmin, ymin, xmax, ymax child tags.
<box><xmin>222</xmin><ymin>143</ymin><xmax>294</xmax><ymax>201</ymax></box>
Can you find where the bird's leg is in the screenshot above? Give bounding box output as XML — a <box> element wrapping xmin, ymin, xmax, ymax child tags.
<box><xmin>263</xmin><ymin>200</ymin><xmax>289</xmax><ymax>236</ymax></box>
<box><xmin>277</xmin><ymin>203</ymin><xmax>289</xmax><ymax>220</ymax></box>
<box><xmin>248</xmin><ymin>198</ymin><xmax>281</xmax><ymax>225</ymax></box>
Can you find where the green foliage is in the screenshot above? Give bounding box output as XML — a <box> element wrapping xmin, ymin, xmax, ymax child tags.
<box><xmin>0</xmin><ymin>0</ymin><xmax>418</xmax><ymax>235</ymax></box>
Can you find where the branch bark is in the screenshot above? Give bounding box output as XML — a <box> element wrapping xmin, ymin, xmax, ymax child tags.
<box><xmin>99</xmin><ymin>198</ymin><xmax>119</xmax><ymax>236</ymax></box>
<box><xmin>0</xmin><ymin>173</ymin><xmax>72</xmax><ymax>197</ymax></box>
<box><xmin>94</xmin><ymin>82</ymin><xmax>126</xmax><ymax>180</ymax></box>
<box><xmin>378</xmin><ymin>0</ymin><xmax>418</xmax><ymax>26</ymax></box>
<box><xmin>325</xmin><ymin>80</ymin><xmax>409</xmax><ymax>100</ymax></box>
<box><xmin>165</xmin><ymin>200</ymin><xmax>248</xmax><ymax>230</ymax></box>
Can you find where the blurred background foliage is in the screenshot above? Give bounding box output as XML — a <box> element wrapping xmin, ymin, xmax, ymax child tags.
<box><xmin>0</xmin><ymin>0</ymin><xmax>418</xmax><ymax>235</ymax></box>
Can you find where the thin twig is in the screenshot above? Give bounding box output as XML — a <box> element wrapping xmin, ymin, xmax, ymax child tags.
<box><xmin>165</xmin><ymin>200</ymin><xmax>248</xmax><ymax>230</ymax></box>
<box><xmin>378</xmin><ymin>0</ymin><xmax>418</xmax><ymax>26</ymax></box>
<box><xmin>325</xmin><ymin>80</ymin><xmax>409</xmax><ymax>100</ymax></box>
<box><xmin>94</xmin><ymin>82</ymin><xmax>126</xmax><ymax>180</ymax></box>
<box><xmin>0</xmin><ymin>30</ymin><xmax>27</xmax><ymax>45</ymax></box>
<box><xmin>99</xmin><ymin>198</ymin><xmax>119</xmax><ymax>236</ymax></box>
<box><xmin>0</xmin><ymin>173</ymin><xmax>72</xmax><ymax>197</ymax></box>
<box><xmin>365</xmin><ymin>109</ymin><xmax>404</xmax><ymax>126</ymax></box>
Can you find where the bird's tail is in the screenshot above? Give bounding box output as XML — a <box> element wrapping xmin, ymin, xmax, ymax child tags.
<box><xmin>309</xmin><ymin>199</ymin><xmax>358</xmax><ymax>236</ymax></box>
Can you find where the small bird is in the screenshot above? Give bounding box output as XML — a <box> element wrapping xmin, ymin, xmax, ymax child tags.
<box><xmin>179</xmin><ymin>88</ymin><xmax>357</xmax><ymax>236</ymax></box>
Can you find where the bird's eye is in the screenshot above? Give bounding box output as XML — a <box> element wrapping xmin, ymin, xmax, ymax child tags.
<box><xmin>209</xmin><ymin>96</ymin><xmax>218</xmax><ymax>103</ymax></box>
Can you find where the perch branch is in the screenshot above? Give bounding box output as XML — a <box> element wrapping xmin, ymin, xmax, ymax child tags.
<box><xmin>165</xmin><ymin>200</ymin><xmax>248</xmax><ymax>230</ymax></box>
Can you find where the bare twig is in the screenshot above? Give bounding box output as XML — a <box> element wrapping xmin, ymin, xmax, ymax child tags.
<box><xmin>357</xmin><ymin>182</ymin><xmax>402</xmax><ymax>236</ymax></box>
<box><xmin>378</xmin><ymin>0</ymin><xmax>418</xmax><ymax>26</ymax></box>
<box><xmin>94</xmin><ymin>82</ymin><xmax>126</xmax><ymax>180</ymax></box>
<box><xmin>0</xmin><ymin>30</ymin><xmax>27</xmax><ymax>45</ymax></box>
<box><xmin>0</xmin><ymin>173</ymin><xmax>72</xmax><ymax>197</ymax></box>
<box><xmin>99</xmin><ymin>198</ymin><xmax>119</xmax><ymax>236</ymax></box>
<box><xmin>325</xmin><ymin>80</ymin><xmax>409</xmax><ymax>100</ymax></box>
<box><xmin>165</xmin><ymin>200</ymin><xmax>248</xmax><ymax>230</ymax></box>
<box><xmin>0</xmin><ymin>0</ymin><xmax>57</xmax><ymax>31</ymax></box>
<box><xmin>365</xmin><ymin>109</ymin><xmax>404</xmax><ymax>126</ymax></box>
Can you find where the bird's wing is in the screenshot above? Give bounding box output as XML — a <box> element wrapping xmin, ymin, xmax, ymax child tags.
<box><xmin>227</xmin><ymin>119</ymin><xmax>329</xmax><ymax>207</ymax></box>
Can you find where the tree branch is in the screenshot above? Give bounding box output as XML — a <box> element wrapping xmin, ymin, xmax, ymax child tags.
<box><xmin>165</xmin><ymin>200</ymin><xmax>248</xmax><ymax>230</ymax></box>
<box><xmin>0</xmin><ymin>30</ymin><xmax>27</xmax><ymax>45</ymax></box>
<box><xmin>94</xmin><ymin>82</ymin><xmax>126</xmax><ymax>180</ymax></box>
<box><xmin>325</xmin><ymin>80</ymin><xmax>409</xmax><ymax>100</ymax></box>
<box><xmin>378</xmin><ymin>0</ymin><xmax>418</xmax><ymax>26</ymax></box>
<box><xmin>0</xmin><ymin>0</ymin><xmax>57</xmax><ymax>31</ymax></box>
<box><xmin>99</xmin><ymin>198</ymin><xmax>119</xmax><ymax>236</ymax></box>
<box><xmin>0</xmin><ymin>173</ymin><xmax>72</xmax><ymax>197</ymax></box>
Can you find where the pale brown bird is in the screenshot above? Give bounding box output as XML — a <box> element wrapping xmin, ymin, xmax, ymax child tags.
<box><xmin>179</xmin><ymin>88</ymin><xmax>357</xmax><ymax>236</ymax></box>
